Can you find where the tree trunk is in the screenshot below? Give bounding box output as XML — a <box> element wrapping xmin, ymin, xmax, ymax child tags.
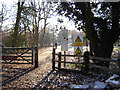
<box><xmin>83</xmin><ymin>2</ymin><xmax>119</xmax><ymax>67</ymax></box>
<box><xmin>90</xmin><ymin>41</ymin><xmax>113</xmax><ymax>67</ymax></box>
<box><xmin>40</xmin><ymin>17</ymin><xmax>47</xmax><ymax>48</ymax></box>
<box><xmin>83</xmin><ymin>2</ymin><xmax>100</xmax><ymax>57</ymax></box>
<box><xmin>12</xmin><ymin>1</ymin><xmax>24</xmax><ymax>47</ymax></box>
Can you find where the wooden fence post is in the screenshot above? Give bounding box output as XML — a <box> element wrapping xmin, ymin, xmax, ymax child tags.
<box><xmin>35</xmin><ymin>47</ymin><xmax>38</xmax><ymax>68</ymax></box>
<box><xmin>84</xmin><ymin>51</ymin><xmax>90</xmax><ymax>72</ymax></box>
<box><xmin>58</xmin><ymin>52</ymin><xmax>61</xmax><ymax>70</ymax></box>
<box><xmin>52</xmin><ymin>48</ymin><xmax>55</xmax><ymax>71</ymax></box>
<box><xmin>64</xmin><ymin>51</ymin><xmax>66</xmax><ymax>67</ymax></box>
<box><xmin>118</xmin><ymin>59</ymin><xmax>120</xmax><ymax>74</ymax></box>
<box><xmin>32</xmin><ymin>49</ymin><xmax>34</xmax><ymax>65</ymax></box>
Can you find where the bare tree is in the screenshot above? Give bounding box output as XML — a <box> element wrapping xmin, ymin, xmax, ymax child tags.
<box><xmin>12</xmin><ymin>1</ymin><xmax>24</xmax><ymax>47</ymax></box>
<box><xmin>0</xmin><ymin>2</ymin><xmax>7</xmax><ymax>31</ymax></box>
<box><xmin>40</xmin><ymin>2</ymin><xmax>56</xmax><ymax>48</ymax></box>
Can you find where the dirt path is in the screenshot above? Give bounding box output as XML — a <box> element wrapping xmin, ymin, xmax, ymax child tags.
<box><xmin>2</xmin><ymin>46</ymin><xmax>120</xmax><ymax>89</ymax></box>
<box><xmin>2</xmin><ymin>47</ymin><xmax>53</xmax><ymax>88</ymax></box>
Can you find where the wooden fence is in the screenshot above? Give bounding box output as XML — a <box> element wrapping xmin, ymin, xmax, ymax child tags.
<box><xmin>52</xmin><ymin>48</ymin><xmax>120</xmax><ymax>73</ymax></box>
<box><xmin>1</xmin><ymin>47</ymin><xmax>38</xmax><ymax>68</ymax></box>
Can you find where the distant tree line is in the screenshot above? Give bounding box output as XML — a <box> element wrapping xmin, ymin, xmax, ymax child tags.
<box><xmin>1</xmin><ymin>1</ymin><xmax>58</xmax><ymax>48</ymax></box>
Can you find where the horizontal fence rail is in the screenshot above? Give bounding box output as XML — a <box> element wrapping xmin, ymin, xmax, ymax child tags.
<box><xmin>54</xmin><ymin>60</ymin><xmax>85</xmax><ymax>65</ymax></box>
<box><xmin>52</xmin><ymin>48</ymin><xmax>85</xmax><ymax>71</ymax></box>
<box><xmin>1</xmin><ymin>47</ymin><xmax>35</xmax><ymax>50</ymax></box>
<box><xmin>1</xmin><ymin>47</ymin><xmax>39</xmax><ymax>86</ymax></box>
<box><xmin>1</xmin><ymin>47</ymin><xmax>37</xmax><ymax>66</ymax></box>
<box><xmin>89</xmin><ymin>64</ymin><xmax>120</xmax><ymax>73</ymax></box>
<box><xmin>90</xmin><ymin>56</ymin><xmax>119</xmax><ymax>62</ymax></box>
<box><xmin>55</xmin><ymin>53</ymin><xmax>83</xmax><ymax>57</ymax></box>
<box><xmin>52</xmin><ymin>48</ymin><xmax>120</xmax><ymax>74</ymax></box>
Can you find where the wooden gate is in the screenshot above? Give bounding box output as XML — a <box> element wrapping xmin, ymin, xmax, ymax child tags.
<box><xmin>1</xmin><ymin>47</ymin><xmax>38</xmax><ymax>67</ymax></box>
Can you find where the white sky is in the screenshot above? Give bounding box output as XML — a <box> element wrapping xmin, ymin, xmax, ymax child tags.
<box><xmin>0</xmin><ymin>0</ymin><xmax>77</xmax><ymax>31</ymax></box>
<box><xmin>0</xmin><ymin>0</ymin><xmax>17</xmax><ymax>6</ymax></box>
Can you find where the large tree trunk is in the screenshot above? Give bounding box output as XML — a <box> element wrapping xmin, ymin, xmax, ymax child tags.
<box><xmin>40</xmin><ymin>16</ymin><xmax>47</xmax><ymax>48</ymax></box>
<box><xmin>12</xmin><ymin>1</ymin><xmax>24</xmax><ymax>47</ymax></box>
<box><xmin>111</xmin><ymin>2</ymin><xmax>119</xmax><ymax>43</ymax></box>
<box><xmin>83</xmin><ymin>2</ymin><xmax>119</xmax><ymax>67</ymax></box>
<box><xmin>90</xmin><ymin>41</ymin><xmax>113</xmax><ymax>67</ymax></box>
<box><xmin>83</xmin><ymin>2</ymin><xmax>100</xmax><ymax>56</ymax></box>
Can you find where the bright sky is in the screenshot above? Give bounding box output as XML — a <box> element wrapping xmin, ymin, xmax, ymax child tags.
<box><xmin>0</xmin><ymin>0</ymin><xmax>17</xmax><ymax>6</ymax></box>
<box><xmin>48</xmin><ymin>15</ymin><xmax>77</xmax><ymax>30</ymax></box>
<box><xmin>0</xmin><ymin>0</ymin><xmax>77</xmax><ymax>31</ymax></box>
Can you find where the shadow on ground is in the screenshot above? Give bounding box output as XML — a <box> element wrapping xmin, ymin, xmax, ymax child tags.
<box><xmin>1</xmin><ymin>65</ymin><xmax>35</xmax><ymax>86</ymax></box>
<box><xmin>32</xmin><ymin>68</ymin><xmax>116</xmax><ymax>89</ymax></box>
